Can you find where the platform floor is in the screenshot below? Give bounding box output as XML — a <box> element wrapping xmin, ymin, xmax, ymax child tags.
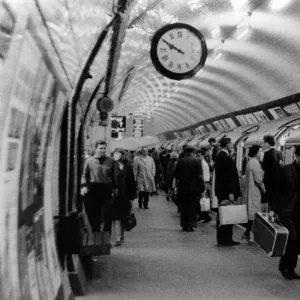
<box><xmin>82</xmin><ymin>194</ymin><xmax>300</xmax><ymax>300</ymax></box>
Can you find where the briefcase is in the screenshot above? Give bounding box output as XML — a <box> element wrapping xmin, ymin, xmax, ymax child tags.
<box><xmin>252</xmin><ymin>212</ymin><xmax>289</xmax><ymax>257</ymax></box>
<box><xmin>219</xmin><ymin>204</ymin><xmax>248</xmax><ymax>225</ymax></box>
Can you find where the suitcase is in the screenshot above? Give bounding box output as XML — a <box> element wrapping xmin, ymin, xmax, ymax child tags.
<box><xmin>252</xmin><ymin>212</ymin><xmax>289</xmax><ymax>257</ymax></box>
<box><xmin>219</xmin><ymin>204</ymin><xmax>248</xmax><ymax>225</ymax></box>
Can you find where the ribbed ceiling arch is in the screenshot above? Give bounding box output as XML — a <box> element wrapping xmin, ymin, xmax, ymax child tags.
<box><xmin>33</xmin><ymin>0</ymin><xmax>300</xmax><ymax>135</ymax></box>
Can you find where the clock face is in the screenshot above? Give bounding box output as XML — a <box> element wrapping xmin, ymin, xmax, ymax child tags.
<box><xmin>150</xmin><ymin>23</ymin><xmax>207</xmax><ymax>80</ymax></box>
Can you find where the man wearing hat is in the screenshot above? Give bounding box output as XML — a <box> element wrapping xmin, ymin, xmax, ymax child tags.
<box><xmin>174</xmin><ymin>145</ymin><xmax>205</xmax><ymax>232</ymax></box>
<box><xmin>270</xmin><ymin>145</ymin><xmax>300</xmax><ymax>279</ymax></box>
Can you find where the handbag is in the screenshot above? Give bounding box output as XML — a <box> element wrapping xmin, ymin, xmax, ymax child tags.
<box><xmin>200</xmin><ymin>191</ymin><xmax>210</xmax><ymax>212</ymax></box>
<box><xmin>124</xmin><ymin>207</ymin><xmax>137</xmax><ymax>232</ymax></box>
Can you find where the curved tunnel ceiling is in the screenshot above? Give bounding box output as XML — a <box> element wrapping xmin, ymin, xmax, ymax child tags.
<box><xmin>37</xmin><ymin>0</ymin><xmax>300</xmax><ymax>135</ymax></box>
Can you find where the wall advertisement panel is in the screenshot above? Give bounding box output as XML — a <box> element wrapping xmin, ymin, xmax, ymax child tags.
<box><xmin>0</xmin><ymin>28</ymin><xmax>41</xmax><ymax>300</ymax></box>
<box><xmin>0</xmin><ymin>24</ymin><xmax>63</xmax><ymax>300</ymax></box>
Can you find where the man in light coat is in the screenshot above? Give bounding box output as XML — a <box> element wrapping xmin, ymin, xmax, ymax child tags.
<box><xmin>243</xmin><ymin>144</ymin><xmax>265</xmax><ymax>240</ymax></box>
<box><xmin>133</xmin><ymin>147</ymin><xmax>156</xmax><ymax>209</ymax></box>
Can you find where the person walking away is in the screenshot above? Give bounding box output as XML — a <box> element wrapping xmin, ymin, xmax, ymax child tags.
<box><xmin>174</xmin><ymin>146</ymin><xmax>205</xmax><ymax>232</ymax></box>
<box><xmin>243</xmin><ymin>145</ymin><xmax>265</xmax><ymax>241</ymax></box>
<box><xmin>165</xmin><ymin>152</ymin><xmax>179</xmax><ymax>201</ymax></box>
<box><xmin>195</xmin><ymin>148</ymin><xmax>212</xmax><ymax>223</ymax></box>
<box><xmin>81</xmin><ymin>140</ymin><xmax>116</xmax><ymax>235</ymax></box>
<box><xmin>269</xmin><ymin>145</ymin><xmax>300</xmax><ymax>279</ymax></box>
<box><xmin>214</xmin><ymin>137</ymin><xmax>241</xmax><ymax>246</ymax></box>
<box><xmin>262</xmin><ymin>135</ymin><xmax>283</xmax><ymax>204</ymax></box>
<box><xmin>111</xmin><ymin>148</ymin><xmax>137</xmax><ymax>246</ymax></box>
<box><xmin>150</xmin><ymin>150</ymin><xmax>161</xmax><ymax>195</ymax></box>
<box><xmin>133</xmin><ymin>147</ymin><xmax>156</xmax><ymax>209</ymax></box>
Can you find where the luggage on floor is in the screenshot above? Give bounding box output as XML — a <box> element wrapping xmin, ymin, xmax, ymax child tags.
<box><xmin>252</xmin><ymin>212</ymin><xmax>289</xmax><ymax>257</ymax></box>
<box><xmin>219</xmin><ymin>204</ymin><xmax>247</xmax><ymax>225</ymax></box>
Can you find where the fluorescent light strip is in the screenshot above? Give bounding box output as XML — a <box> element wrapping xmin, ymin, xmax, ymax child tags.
<box><xmin>236</xmin><ymin>26</ymin><xmax>250</xmax><ymax>40</ymax></box>
<box><xmin>214</xmin><ymin>52</ymin><xmax>223</xmax><ymax>61</ymax></box>
<box><xmin>271</xmin><ymin>0</ymin><xmax>293</xmax><ymax>11</ymax></box>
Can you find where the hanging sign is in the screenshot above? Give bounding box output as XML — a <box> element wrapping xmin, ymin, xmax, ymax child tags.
<box><xmin>133</xmin><ymin>116</ymin><xmax>143</xmax><ymax>137</ymax></box>
<box><xmin>111</xmin><ymin>116</ymin><xmax>126</xmax><ymax>133</ymax></box>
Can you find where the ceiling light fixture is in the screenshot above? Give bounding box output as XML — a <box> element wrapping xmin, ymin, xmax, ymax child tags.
<box><xmin>210</xmin><ymin>26</ymin><xmax>221</xmax><ymax>39</ymax></box>
<box><xmin>236</xmin><ymin>12</ymin><xmax>251</xmax><ymax>40</ymax></box>
<box><xmin>231</xmin><ymin>0</ymin><xmax>248</xmax><ymax>11</ymax></box>
<box><xmin>270</xmin><ymin>0</ymin><xmax>293</xmax><ymax>11</ymax></box>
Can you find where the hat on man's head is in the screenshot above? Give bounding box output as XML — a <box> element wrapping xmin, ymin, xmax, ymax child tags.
<box><xmin>185</xmin><ymin>145</ymin><xmax>195</xmax><ymax>153</ymax></box>
<box><xmin>295</xmin><ymin>145</ymin><xmax>300</xmax><ymax>156</ymax></box>
<box><xmin>170</xmin><ymin>152</ymin><xmax>179</xmax><ymax>159</ymax></box>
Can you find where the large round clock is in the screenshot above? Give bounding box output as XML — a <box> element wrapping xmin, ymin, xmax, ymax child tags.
<box><xmin>150</xmin><ymin>23</ymin><xmax>207</xmax><ymax>80</ymax></box>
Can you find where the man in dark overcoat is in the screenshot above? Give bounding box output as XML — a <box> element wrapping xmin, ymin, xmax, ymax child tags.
<box><xmin>270</xmin><ymin>145</ymin><xmax>300</xmax><ymax>279</ymax></box>
<box><xmin>174</xmin><ymin>146</ymin><xmax>205</xmax><ymax>232</ymax></box>
<box><xmin>262</xmin><ymin>134</ymin><xmax>283</xmax><ymax>203</ymax></box>
<box><xmin>214</xmin><ymin>137</ymin><xmax>241</xmax><ymax>246</ymax></box>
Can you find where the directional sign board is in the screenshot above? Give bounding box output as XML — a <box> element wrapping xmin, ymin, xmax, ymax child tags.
<box><xmin>111</xmin><ymin>116</ymin><xmax>126</xmax><ymax>138</ymax></box>
<box><xmin>133</xmin><ymin>116</ymin><xmax>144</xmax><ymax>137</ymax></box>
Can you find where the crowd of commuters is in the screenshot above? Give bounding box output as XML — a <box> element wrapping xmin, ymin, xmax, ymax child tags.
<box><xmin>81</xmin><ymin>135</ymin><xmax>300</xmax><ymax>280</ymax></box>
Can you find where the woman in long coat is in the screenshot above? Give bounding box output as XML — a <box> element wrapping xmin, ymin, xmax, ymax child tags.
<box><xmin>243</xmin><ymin>144</ymin><xmax>265</xmax><ymax>240</ymax></box>
<box><xmin>112</xmin><ymin>148</ymin><xmax>137</xmax><ymax>246</ymax></box>
<box><xmin>133</xmin><ymin>147</ymin><xmax>156</xmax><ymax>209</ymax></box>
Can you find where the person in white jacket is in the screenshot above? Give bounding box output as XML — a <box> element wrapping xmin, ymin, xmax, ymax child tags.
<box><xmin>133</xmin><ymin>147</ymin><xmax>156</xmax><ymax>209</ymax></box>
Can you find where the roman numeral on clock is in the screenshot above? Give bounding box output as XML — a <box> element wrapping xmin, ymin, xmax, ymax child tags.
<box><xmin>185</xmin><ymin>62</ymin><xmax>190</xmax><ymax>68</ymax></box>
<box><xmin>177</xmin><ymin>31</ymin><xmax>182</xmax><ymax>38</ymax></box>
<box><xmin>168</xmin><ymin>61</ymin><xmax>174</xmax><ymax>68</ymax></box>
<box><xmin>169</xmin><ymin>33</ymin><xmax>175</xmax><ymax>39</ymax></box>
<box><xmin>162</xmin><ymin>55</ymin><xmax>168</xmax><ymax>62</ymax></box>
<box><xmin>177</xmin><ymin>64</ymin><xmax>182</xmax><ymax>70</ymax></box>
<box><xmin>160</xmin><ymin>48</ymin><xmax>166</xmax><ymax>52</ymax></box>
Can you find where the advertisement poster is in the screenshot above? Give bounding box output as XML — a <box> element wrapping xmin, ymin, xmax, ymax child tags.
<box><xmin>8</xmin><ymin>107</ymin><xmax>25</xmax><ymax>138</ymax></box>
<box><xmin>174</xmin><ymin>132</ymin><xmax>180</xmax><ymax>138</ymax></box>
<box><xmin>1</xmin><ymin>28</ymin><xmax>41</xmax><ymax>300</ymax></box>
<box><xmin>219</xmin><ymin>119</ymin><xmax>230</xmax><ymax>130</ymax></box>
<box><xmin>19</xmin><ymin>60</ymin><xmax>55</xmax><ymax>214</ymax></box>
<box><xmin>268</xmin><ymin>107</ymin><xmax>286</xmax><ymax>119</ymax></box>
<box><xmin>213</xmin><ymin>120</ymin><xmax>225</xmax><ymax>131</ymax></box>
<box><xmin>236</xmin><ymin>115</ymin><xmax>249</xmax><ymax>126</ymax></box>
<box><xmin>205</xmin><ymin>123</ymin><xmax>215</xmax><ymax>132</ymax></box>
<box><xmin>244</xmin><ymin>113</ymin><xmax>258</xmax><ymax>124</ymax></box>
<box><xmin>196</xmin><ymin>125</ymin><xmax>207</xmax><ymax>134</ymax></box>
<box><xmin>253</xmin><ymin>111</ymin><xmax>269</xmax><ymax>123</ymax></box>
<box><xmin>133</xmin><ymin>116</ymin><xmax>143</xmax><ymax>137</ymax></box>
<box><xmin>282</xmin><ymin>103</ymin><xmax>300</xmax><ymax>116</ymax></box>
<box><xmin>0</xmin><ymin>2</ymin><xmax>16</xmax><ymax>61</ymax></box>
<box><xmin>6</xmin><ymin>142</ymin><xmax>18</xmax><ymax>171</ymax></box>
<box><xmin>224</xmin><ymin>118</ymin><xmax>237</xmax><ymax>129</ymax></box>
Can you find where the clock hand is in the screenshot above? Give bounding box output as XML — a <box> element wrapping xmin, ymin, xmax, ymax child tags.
<box><xmin>162</xmin><ymin>39</ymin><xmax>185</xmax><ymax>55</ymax></box>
